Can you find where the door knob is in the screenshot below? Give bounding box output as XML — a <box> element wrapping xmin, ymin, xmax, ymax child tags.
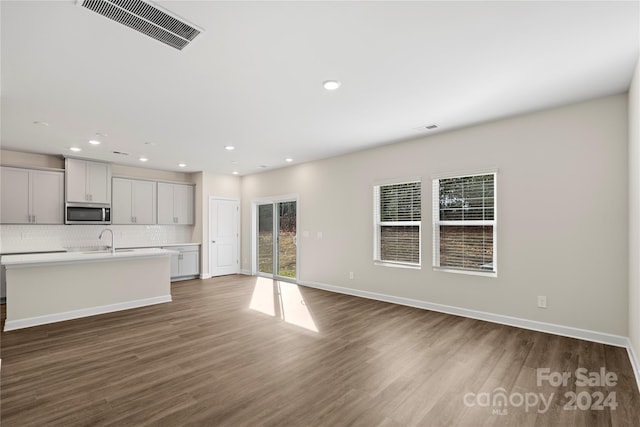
<box><xmin>211</xmin><ymin>240</ymin><xmax>216</xmax><ymax>243</ymax></box>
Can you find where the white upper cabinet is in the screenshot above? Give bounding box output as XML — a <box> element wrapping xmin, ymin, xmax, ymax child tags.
<box><xmin>31</xmin><ymin>171</ymin><xmax>65</xmax><ymax>224</ymax></box>
<box><xmin>173</xmin><ymin>183</ymin><xmax>194</xmax><ymax>225</ymax></box>
<box><xmin>0</xmin><ymin>166</ymin><xmax>64</xmax><ymax>224</ymax></box>
<box><xmin>112</xmin><ymin>178</ymin><xmax>157</xmax><ymax>224</ymax></box>
<box><xmin>1</xmin><ymin>167</ymin><xmax>30</xmax><ymax>224</ymax></box>
<box><xmin>65</xmin><ymin>158</ymin><xmax>111</xmax><ymax>204</ymax></box>
<box><xmin>131</xmin><ymin>180</ymin><xmax>156</xmax><ymax>224</ymax></box>
<box><xmin>157</xmin><ymin>182</ymin><xmax>194</xmax><ymax>225</ymax></box>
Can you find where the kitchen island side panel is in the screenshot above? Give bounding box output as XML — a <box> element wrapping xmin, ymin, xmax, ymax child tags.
<box><xmin>5</xmin><ymin>256</ymin><xmax>171</xmax><ymax>329</ymax></box>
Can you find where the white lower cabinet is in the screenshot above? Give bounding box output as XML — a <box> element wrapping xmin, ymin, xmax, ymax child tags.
<box><xmin>163</xmin><ymin>245</ymin><xmax>199</xmax><ymax>281</ymax></box>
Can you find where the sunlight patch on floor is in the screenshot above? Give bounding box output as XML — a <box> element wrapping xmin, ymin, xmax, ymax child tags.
<box><xmin>249</xmin><ymin>277</ymin><xmax>318</xmax><ymax>332</ymax></box>
<box><xmin>249</xmin><ymin>277</ymin><xmax>276</xmax><ymax>316</ymax></box>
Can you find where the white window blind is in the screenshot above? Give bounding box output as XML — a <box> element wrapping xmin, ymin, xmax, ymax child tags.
<box><xmin>374</xmin><ymin>180</ymin><xmax>421</xmax><ymax>266</ymax></box>
<box><xmin>433</xmin><ymin>173</ymin><xmax>496</xmax><ymax>275</ymax></box>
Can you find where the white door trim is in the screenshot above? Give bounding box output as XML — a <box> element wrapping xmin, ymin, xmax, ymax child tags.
<box><xmin>209</xmin><ymin>196</ymin><xmax>240</xmax><ymax>277</ymax></box>
<box><xmin>251</xmin><ymin>195</ymin><xmax>299</xmax><ymax>280</ymax></box>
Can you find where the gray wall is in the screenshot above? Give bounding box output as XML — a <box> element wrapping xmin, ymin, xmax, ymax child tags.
<box><xmin>241</xmin><ymin>94</ymin><xmax>629</xmax><ymax>336</ymax></box>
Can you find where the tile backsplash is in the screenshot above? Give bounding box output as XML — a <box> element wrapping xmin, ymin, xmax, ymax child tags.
<box><xmin>0</xmin><ymin>224</ymin><xmax>194</xmax><ymax>253</ymax></box>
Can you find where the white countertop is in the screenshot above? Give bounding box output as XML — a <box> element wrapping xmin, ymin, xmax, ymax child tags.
<box><xmin>1</xmin><ymin>248</ymin><xmax>175</xmax><ymax>268</ymax></box>
<box><xmin>0</xmin><ymin>243</ymin><xmax>200</xmax><ymax>255</ymax></box>
<box><xmin>0</xmin><ymin>246</ymin><xmax>67</xmax><ymax>255</ymax></box>
<box><xmin>120</xmin><ymin>243</ymin><xmax>201</xmax><ymax>249</ymax></box>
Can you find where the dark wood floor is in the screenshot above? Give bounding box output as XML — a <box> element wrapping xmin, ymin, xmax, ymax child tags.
<box><xmin>1</xmin><ymin>275</ymin><xmax>639</xmax><ymax>426</ymax></box>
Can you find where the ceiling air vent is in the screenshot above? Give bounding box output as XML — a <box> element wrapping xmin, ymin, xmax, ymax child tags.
<box><xmin>412</xmin><ymin>124</ymin><xmax>439</xmax><ymax>132</ymax></box>
<box><xmin>78</xmin><ymin>0</ymin><xmax>203</xmax><ymax>50</ymax></box>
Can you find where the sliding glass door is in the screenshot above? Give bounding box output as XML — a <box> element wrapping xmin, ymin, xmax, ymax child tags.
<box><xmin>276</xmin><ymin>201</ymin><xmax>297</xmax><ymax>278</ymax></box>
<box><xmin>257</xmin><ymin>200</ymin><xmax>297</xmax><ymax>281</ymax></box>
<box><xmin>258</xmin><ymin>204</ymin><xmax>274</xmax><ymax>275</ymax></box>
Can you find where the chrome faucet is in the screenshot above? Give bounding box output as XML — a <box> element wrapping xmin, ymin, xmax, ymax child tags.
<box><xmin>99</xmin><ymin>228</ymin><xmax>115</xmax><ymax>255</ymax></box>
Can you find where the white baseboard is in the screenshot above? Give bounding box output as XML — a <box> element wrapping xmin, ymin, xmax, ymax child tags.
<box><xmin>299</xmin><ymin>279</ymin><xmax>640</xmax><ymax>392</ymax></box>
<box><xmin>3</xmin><ymin>295</ymin><xmax>172</xmax><ymax>331</ymax></box>
<box><xmin>240</xmin><ymin>269</ymin><xmax>252</xmax><ymax>275</ymax></box>
<box><xmin>299</xmin><ymin>280</ymin><xmax>628</xmax><ymax>347</ymax></box>
<box><xmin>200</xmin><ymin>273</ymin><xmax>212</xmax><ymax>279</ymax></box>
<box><xmin>627</xmin><ymin>340</ymin><xmax>640</xmax><ymax>393</ymax></box>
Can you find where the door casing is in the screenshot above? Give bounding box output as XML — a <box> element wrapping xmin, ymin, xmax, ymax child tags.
<box><xmin>251</xmin><ymin>194</ymin><xmax>299</xmax><ymax>282</ymax></box>
<box><xmin>209</xmin><ymin>197</ymin><xmax>240</xmax><ymax>277</ymax></box>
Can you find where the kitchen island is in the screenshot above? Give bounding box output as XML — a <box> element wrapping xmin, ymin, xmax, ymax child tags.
<box><xmin>1</xmin><ymin>248</ymin><xmax>174</xmax><ymax>331</ymax></box>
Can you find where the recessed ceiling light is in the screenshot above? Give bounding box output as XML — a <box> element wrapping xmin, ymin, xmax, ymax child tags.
<box><xmin>88</xmin><ymin>140</ymin><xmax>101</xmax><ymax>145</ymax></box>
<box><xmin>33</xmin><ymin>121</ymin><xmax>50</xmax><ymax>127</ymax></box>
<box><xmin>323</xmin><ymin>80</ymin><xmax>341</xmax><ymax>91</ymax></box>
<box><xmin>259</xmin><ymin>165</ymin><xmax>268</xmax><ymax>169</ymax></box>
<box><xmin>225</xmin><ymin>145</ymin><xmax>235</xmax><ymax>151</ymax></box>
<box><xmin>285</xmin><ymin>158</ymin><xmax>293</xmax><ymax>163</ymax></box>
<box><xmin>139</xmin><ymin>157</ymin><xmax>149</xmax><ymax>162</ymax></box>
<box><xmin>69</xmin><ymin>147</ymin><xmax>82</xmax><ymax>152</ymax></box>
<box><xmin>232</xmin><ymin>171</ymin><xmax>239</xmax><ymax>175</ymax></box>
<box><xmin>178</xmin><ymin>163</ymin><xmax>186</xmax><ymax>168</ymax></box>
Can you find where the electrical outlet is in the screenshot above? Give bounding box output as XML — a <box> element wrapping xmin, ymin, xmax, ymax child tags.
<box><xmin>537</xmin><ymin>296</ymin><xmax>547</xmax><ymax>309</ymax></box>
<box><xmin>349</xmin><ymin>271</ymin><xmax>354</xmax><ymax>280</ymax></box>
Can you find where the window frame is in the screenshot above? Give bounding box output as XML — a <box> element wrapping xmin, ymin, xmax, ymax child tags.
<box><xmin>373</xmin><ymin>178</ymin><xmax>422</xmax><ymax>269</ymax></box>
<box><xmin>432</xmin><ymin>171</ymin><xmax>497</xmax><ymax>277</ymax></box>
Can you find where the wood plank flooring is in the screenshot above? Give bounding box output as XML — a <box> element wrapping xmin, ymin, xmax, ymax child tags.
<box><xmin>1</xmin><ymin>275</ymin><xmax>639</xmax><ymax>426</ymax></box>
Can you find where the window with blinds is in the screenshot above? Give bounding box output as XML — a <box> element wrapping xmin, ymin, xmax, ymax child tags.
<box><xmin>432</xmin><ymin>173</ymin><xmax>496</xmax><ymax>275</ymax></box>
<box><xmin>374</xmin><ymin>180</ymin><xmax>421</xmax><ymax>267</ymax></box>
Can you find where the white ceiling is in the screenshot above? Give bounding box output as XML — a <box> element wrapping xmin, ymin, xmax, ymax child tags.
<box><xmin>1</xmin><ymin>1</ymin><xmax>638</xmax><ymax>175</ymax></box>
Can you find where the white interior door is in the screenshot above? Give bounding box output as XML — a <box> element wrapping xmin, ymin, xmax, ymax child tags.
<box><xmin>210</xmin><ymin>198</ymin><xmax>239</xmax><ymax>277</ymax></box>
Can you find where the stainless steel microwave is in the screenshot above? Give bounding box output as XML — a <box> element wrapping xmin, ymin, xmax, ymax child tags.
<box><xmin>65</xmin><ymin>203</ymin><xmax>111</xmax><ymax>224</ymax></box>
